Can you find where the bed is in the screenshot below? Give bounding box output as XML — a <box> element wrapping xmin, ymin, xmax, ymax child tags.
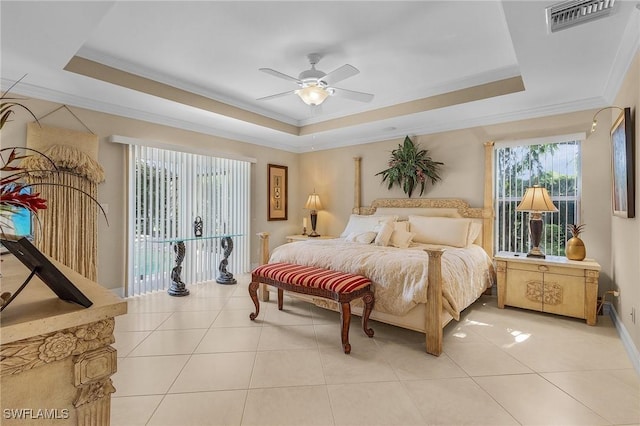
<box><xmin>257</xmin><ymin>150</ymin><xmax>496</xmax><ymax>356</ymax></box>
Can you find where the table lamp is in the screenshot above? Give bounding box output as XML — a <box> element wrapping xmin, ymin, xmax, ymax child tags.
<box><xmin>304</xmin><ymin>192</ymin><xmax>323</xmax><ymax>237</ymax></box>
<box><xmin>516</xmin><ymin>185</ymin><xmax>558</xmax><ymax>258</ymax></box>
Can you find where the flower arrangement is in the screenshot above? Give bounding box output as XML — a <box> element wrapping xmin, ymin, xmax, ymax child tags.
<box><xmin>1</xmin><ymin>147</ymin><xmax>49</xmax><ymax>216</ymax></box>
<box><xmin>376</xmin><ymin>135</ymin><xmax>443</xmax><ymax>197</ymax></box>
<box><xmin>0</xmin><ymin>79</ymin><xmax>106</xmax><ymax>236</ymax></box>
<box><xmin>0</xmin><ymin>79</ymin><xmax>47</xmax><ymax>233</ymax></box>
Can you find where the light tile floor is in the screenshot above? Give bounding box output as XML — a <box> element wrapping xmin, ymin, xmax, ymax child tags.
<box><xmin>111</xmin><ymin>274</ymin><xmax>639</xmax><ymax>426</ymax></box>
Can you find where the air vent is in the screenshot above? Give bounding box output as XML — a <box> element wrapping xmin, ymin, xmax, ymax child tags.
<box><xmin>546</xmin><ymin>0</ymin><xmax>617</xmax><ymax>33</ymax></box>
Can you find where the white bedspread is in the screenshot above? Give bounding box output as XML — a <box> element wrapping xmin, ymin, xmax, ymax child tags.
<box><xmin>269</xmin><ymin>239</ymin><xmax>494</xmax><ymax>320</ymax></box>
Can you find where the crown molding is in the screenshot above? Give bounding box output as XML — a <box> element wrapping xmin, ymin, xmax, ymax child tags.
<box><xmin>293</xmin><ymin>96</ymin><xmax>607</xmax><ymax>152</ymax></box>
<box><xmin>76</xmin><ymin>48</ymin><xmax>300</xmax><ymax>127</ymax></box>
<box><xmin>297</xmin><ymin>64</ymin><xmax>522</xmax><ymax>127</ymax></box>
<box><xmin>0</xmin><ymin>79</ymin><xmax>609</xmax><ymax>155</ymax></box>
<box><xmin>1</xmin><ymin>78</ymin><xmax>304</xmax><ymax>153</ymax></box>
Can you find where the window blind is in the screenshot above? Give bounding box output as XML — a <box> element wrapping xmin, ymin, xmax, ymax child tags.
<box><xmin>494</xmin><ymin>138</ymin><xmax>581</xmax><ymax>256</ymax></box>
<box><xmin>127</xmin><ymin>145</ymin><xmax>250</xmax><ymax>296</ymax></box>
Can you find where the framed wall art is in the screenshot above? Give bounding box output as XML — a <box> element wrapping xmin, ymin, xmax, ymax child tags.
<box><xmin>268</xmin><ymin>164</ymin><xmax>288</xmax><ymax>221</ymax></box>
<box><xmin>611</xmin><ymin>107</ymin><xmax>635</xmax><ymax>218</ymax></box>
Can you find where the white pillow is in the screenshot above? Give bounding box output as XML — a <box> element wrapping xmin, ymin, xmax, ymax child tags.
<box><xmin>389</xmin><ymin>229</ymin><xmax>415</xmax><ymax>249</ymax></box>
<box><xmin>340</xmin><ymin>214</ymin><xmax>396</xmax><ymax>238</ymax></box>
<box><xmin>374</xmin><ymin>221</ymin><xmax>394</xmax><ymax>246</ymax></box>
<box><xmin>345</xmin><ymin>231</ymin><xmax>377</xmax><ymax>244</ymax></box>
<box><xmin>408</xmin><ymin>216</ymin><xmax>473</xmax><ymax>248</ymax></box>
<box><xmin>467</xmin><ymin>222</ymin><xmax>482</xmax><ymax>246</ymax></box>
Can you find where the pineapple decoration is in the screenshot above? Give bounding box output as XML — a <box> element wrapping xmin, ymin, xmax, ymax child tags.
<box><xmin>566</xmin><ymin>224</ymin><xmax>586</xmax><ymax>261</ymax></box>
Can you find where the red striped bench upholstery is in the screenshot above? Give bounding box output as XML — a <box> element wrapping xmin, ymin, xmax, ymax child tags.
<box><xmin>249</xmin><ymin>263</ymin><xmax>375</xmax><ymax>354</ymax></box>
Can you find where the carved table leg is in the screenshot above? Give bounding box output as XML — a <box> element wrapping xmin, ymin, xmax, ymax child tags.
<box><xmin>248</xmin><ymin>281</ymin><xmax>260</xmax><ymax>320</ymax></box>
<box><xmin>216</xmin><ymin>236</ymin><xmax>237</xmax><ymax>285</ymax></box>
<box><xmin>361</xmin><ymin>290</ymin><xmax>375</xmax><ymax>338</ymax></box>
<box><xmin>73</xmin><ymin>347</ymin><xmax>117</xmax><ymax>426</ymax></box>
<box><xmin>168</xmin><ymin>241</ymin><xmax>189</xmax><ymax>296</ymax></box>
<box><xmin>339</xmin><ymin>302</ymin><xmax>352</xmax><ymax>354</ymax></box>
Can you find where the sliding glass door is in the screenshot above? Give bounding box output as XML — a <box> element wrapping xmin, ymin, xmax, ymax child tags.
<box><xmin>127</xmin><ymin>145</ymin><xmax>250</xmax><ymax>296</ymax></box>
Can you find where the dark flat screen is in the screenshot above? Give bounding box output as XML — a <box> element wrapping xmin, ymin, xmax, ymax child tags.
<box><xmin>1</xmin><ymin>236</ymin><xmax>92</xmax><ymax>308</ymax></box>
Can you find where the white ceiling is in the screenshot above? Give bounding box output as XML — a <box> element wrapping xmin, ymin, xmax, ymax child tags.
<box><xmin>1</xmin><ymin>1</ymin><xmax>639</xmax><ymax>152</ymax></box>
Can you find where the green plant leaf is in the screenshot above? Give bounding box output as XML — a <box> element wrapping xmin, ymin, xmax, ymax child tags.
<box><xmin>376</xmin><ymin>136</ymin><xmax>444</xmax><ymax>197</ymax></box>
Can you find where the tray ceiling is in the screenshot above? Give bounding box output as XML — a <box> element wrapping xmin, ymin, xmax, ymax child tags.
<box><xmin>1</xmin><ymin>1</ymin><xmax>638</xmax><ymax>152</ymax></box>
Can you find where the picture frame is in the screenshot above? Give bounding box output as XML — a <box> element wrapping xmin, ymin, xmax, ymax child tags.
<box><xmin>268</xmin><ymin>164</ymin><xmax>288</xmax><ymax>221</ymax></box>
<box><xmin>610</xmin><ymin>107</ymin><xmax>635</xmax><ymax>218</ymax></box>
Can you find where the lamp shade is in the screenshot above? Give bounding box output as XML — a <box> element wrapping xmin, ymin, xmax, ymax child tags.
<box><xmin>516</xmin><ymin>185</ymin><xmax>558</xmax><ymax>213</ymax></box>
<box><xmin>304</xmin><ymin>193</ymin><xmax>323</xmax><ymax>211</ymax></box>
<box><xmin>296</xmin><ymin>85</ymin><xmax>329</xmax><ymax>106</ymax></box>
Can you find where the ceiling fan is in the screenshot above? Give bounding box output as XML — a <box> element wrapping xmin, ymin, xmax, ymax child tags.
<box><xmin>257</xmin><ymin>53</ymin><xmax>374</xmax><ymax>106</ymax></box>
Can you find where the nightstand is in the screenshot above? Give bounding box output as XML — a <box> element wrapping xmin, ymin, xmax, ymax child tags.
<box><xmin>285</xmin><ymin>235</ymin><xmax>336</xmax><ymax>243</ymax></box>
<box><xmin>494</xmin><ymin>252</ymin><xmax>600</xmax><ymax>325</ymax></box>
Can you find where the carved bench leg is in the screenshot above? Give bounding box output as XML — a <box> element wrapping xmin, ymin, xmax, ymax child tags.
<box><xmin>361</xmin><ymin>290</ymin><xmax>375</xmax><ymax>338</ymax></box>
<box><xmin>277</xmin><ymin>288</ymin><xmax>284</xmax><ymax>310</ymax></box>
<box><xmin>339</xmin><ymin>302</ymin><xmax>352</xmax><ymax>354</ymax></box>
<box><xmin>249</xmin><ymin>281</ymin><xmax>260</xmax><ymax>320</ymax></box>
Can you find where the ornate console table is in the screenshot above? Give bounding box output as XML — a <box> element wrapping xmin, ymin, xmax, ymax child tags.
<box><xmin>151</xmin><ymin>234</ymin><xmax>242</xmax><ymax>297</ymax></box>
<box><xmin>0</xmin><ymin>254</ymin><xmax>127</xmax><ymax>425</ymax></box>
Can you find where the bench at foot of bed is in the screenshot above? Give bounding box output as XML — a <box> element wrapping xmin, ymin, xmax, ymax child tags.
<box><xmin>249</xmin><ymin>263</ymin><xmax>375</xmax><ymax>354</ymax></box>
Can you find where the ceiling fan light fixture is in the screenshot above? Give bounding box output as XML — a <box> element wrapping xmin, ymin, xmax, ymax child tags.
<box><xmin>296</xmin><ymin>84</ymin><xmax>329</xmax><ymax>106</ymax></box>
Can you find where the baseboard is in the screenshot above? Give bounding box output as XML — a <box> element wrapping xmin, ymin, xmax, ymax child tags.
<box><xmin>605</xmin><ymin>302</ymin><xmax>640</xmax><ymax>376</ymax></box>
<box><xmin>110</xmin><ymin>287</ymin><xmax>125</xmax><ymax>298</ymax></box>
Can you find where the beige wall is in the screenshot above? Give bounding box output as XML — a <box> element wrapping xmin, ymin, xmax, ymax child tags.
<box><xmin>299</xmin><ymin>109</ymin><xmax>613</xmax><ymax>287</ymax></box>
<box><xmin>610</xmin><ymin>51</ymin><xmax>640</xmax><ymax>350</ymax></box>
<box><xmin>3</xmin><ymin>52</ymin><xmax>637</xmax><ymax>355</ymax></box>
<box><xmin>1</xmin><ymin>98</ymin><xmax>301</xmax><ymax>290</ymax></box>
<box><xmin>299</xmin><ymin>51</ymin><xmax>639</xmax><ymax>353</ymax></box>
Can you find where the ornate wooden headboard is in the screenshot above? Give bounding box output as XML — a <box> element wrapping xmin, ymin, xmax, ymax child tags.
<box><xmin>351</xmin><ymin>141</ymin><xmax>495</xmax><ymax>256</ymax></box>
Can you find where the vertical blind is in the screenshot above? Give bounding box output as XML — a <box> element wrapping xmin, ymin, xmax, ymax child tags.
<box><xmin>127</xmin><ymin>145</ymin><xmax>250</xmax><ymax>296</ymax></box>
<box><xmin>495</xmin><ymin>137</ymin><xmax>582</xmax><ymax>256</ymax></box>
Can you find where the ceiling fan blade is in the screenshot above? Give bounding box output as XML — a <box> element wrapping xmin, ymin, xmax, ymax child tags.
<box><xmin>321</xmin><ymin>64</ymin><xmax>359</xmax><ymax>86</ymax></box>
<box><xmin>259</xmin><ymin>68</ymin><xmax>301</xmax><ymax>84</ymax></box>
<box><xmin>330</xmin><ymin>87</ymin><xmax>374</xmax><ymax>103</ymax></box>
<box><xmin>256</xmin><ymin>90</ymin><xmax>297</xmax><ymax>101</ymax></box>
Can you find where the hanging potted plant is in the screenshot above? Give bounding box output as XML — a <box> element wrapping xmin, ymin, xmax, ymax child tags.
<box><xmin>565</xmin><ymin>223</ymin><xmax>586</xmax><ymax>261</ymax></box>
<box><xmin>376</xmin><ymin>136</ymin><xmax>443</xmax><ymax>198</ymax></box>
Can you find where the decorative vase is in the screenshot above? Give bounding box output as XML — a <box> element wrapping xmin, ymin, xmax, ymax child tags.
<box><xmin>565</xmin><ymin>236</ymin><xmax>586</xmax><ymax>261</ymax></box>
<box><xmin>193</xmin><ymin>216</ymin><xmax>203</xmax><ymax>237</ymax></box>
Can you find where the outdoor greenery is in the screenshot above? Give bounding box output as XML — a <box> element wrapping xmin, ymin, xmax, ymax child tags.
<box><xmin>496</xmin><ymin>142</ymin><xmax>580</xmax><ymax>256</ymax></box>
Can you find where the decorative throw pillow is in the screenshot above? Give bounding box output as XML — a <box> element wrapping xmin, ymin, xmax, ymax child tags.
<box><xmin>393</xmin><ymin>221</ymin><xmax>409</xmax><ymax>233</ymax></box>
<box><xmin>389</xmin><ymin>229</ymin><xmax>415</xmax><ymax>249</ymax></box>
<box><xmin>340</xmin><ymin>214</ymin><xmax>396</xmax><ymax>238</ymax></box>
<box><xmin>408</xmin><ymin>216</ymin><xmax>472</xmax><ymax>248</ymax></box>
<box><xmin>374</xmin><ymin>221</ymin><xmax>394</xmax><ymax>246</ymax></box>
<box><xmin>345</xmin><ymin>231</ymin><xmax>377</xmax><ymax>244</ymax></box>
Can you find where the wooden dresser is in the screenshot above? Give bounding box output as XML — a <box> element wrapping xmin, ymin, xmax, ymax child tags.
<box><xmin>0</xmin><ymin>254</ymin><xmax>127</xmax><ymax>425</ymax></box>
<box><xmin>494</xmin><ymin>252</ymin><xmax>600</xmax><ymax>325</ymax></box>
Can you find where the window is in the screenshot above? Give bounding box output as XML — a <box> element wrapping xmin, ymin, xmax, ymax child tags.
<box><xmin>494</xmin><ymin>135</ymin><xmax>582</xmax><ymax>256</ymax></box>
<box><xmin>127</xmin><ymin>145</ymin><xmax>250</xmax><ymax>296</ymax></box>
